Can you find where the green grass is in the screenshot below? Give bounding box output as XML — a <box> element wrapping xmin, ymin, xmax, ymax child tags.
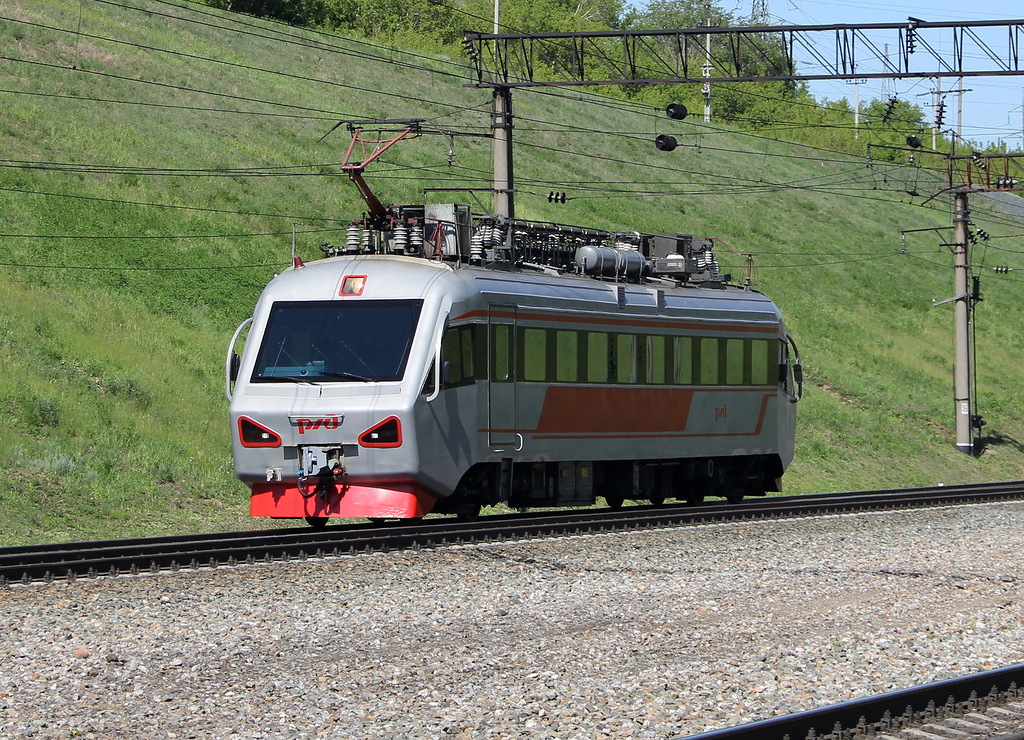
<box><xmin>2</xmin><ymin>0</ymin><xmax>1024</xmax><ymax>545</ymax></box>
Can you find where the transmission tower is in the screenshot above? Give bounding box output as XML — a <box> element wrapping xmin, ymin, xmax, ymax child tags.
<box><xmin>751</xmin><ymin>0</ymin><xmax>769</xmax><ymax>24</ymax></box>
<box><xmin>881</xmin><ymin>43</ymin><xmax>895</xmax><ymax>99</ymax></box>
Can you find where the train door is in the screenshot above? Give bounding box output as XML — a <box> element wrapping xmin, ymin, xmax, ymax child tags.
<box><xmin>487</xmin><ymin>305</ymin><xmax>520</xmax><ymax>450</ymax></box>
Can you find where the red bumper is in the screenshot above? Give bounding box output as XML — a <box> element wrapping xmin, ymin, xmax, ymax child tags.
<box><xmin>250</xmin><ymin>481</ymin><xmax>437</xmax><ymax>519</ymax></box>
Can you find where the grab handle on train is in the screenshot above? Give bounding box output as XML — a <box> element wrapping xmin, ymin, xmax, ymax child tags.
<box><xmin>426</xmin><ymin>334</ymin><xmax>443</xmax><ymax>403</ymax></box>
<box><xmin>225</xmin><ymin>317</ymin><xmax>253</xmax><ymax>401</ymax></box>
<box><xmin>787</xmin><ymin>332</ymin><xmax>803</xmax><ymax>403</ymax></box>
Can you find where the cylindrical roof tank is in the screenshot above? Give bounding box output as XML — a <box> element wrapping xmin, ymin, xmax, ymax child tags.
<box><xmin>575</xmin><ymin>246</ymin><xmax>652</xmax><ymax>281</ymax></box>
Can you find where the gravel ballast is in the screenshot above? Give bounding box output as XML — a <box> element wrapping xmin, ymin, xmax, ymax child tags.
<box><xmin>2</xmin><ymin>501</ymin><xmax>1023</xmax><ymax>739</ymax></box>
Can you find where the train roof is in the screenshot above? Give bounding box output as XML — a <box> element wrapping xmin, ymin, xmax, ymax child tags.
<box><xmin>258</xmin><ymin>255</ymin><xmax>783</xmax><ymax>327</ymax></box>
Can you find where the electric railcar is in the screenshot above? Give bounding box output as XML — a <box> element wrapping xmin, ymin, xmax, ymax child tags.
<box><xmin>226</xmin><ymin>208</ymin><xmax>801</xmax><ymax>524</ymax></box>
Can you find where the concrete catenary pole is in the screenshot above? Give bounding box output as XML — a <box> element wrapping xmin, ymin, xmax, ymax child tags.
<box><xmin>490</xmin><ymin>0</ymin><xmax>514</xmax><ymax>219</ymax></box>
<box><xmin>702</xmin><ymin>14</ymin><xmax>712</xmax><ymax>122</ymax></box>
<box><xmin>492</xmin><ymin>86</ymin><xmax>515</xmax><ymax>219</ymax></box>
<box><xmin>952</xmin><ymin>189</ymin><xmax>975</xmax><ymax>454</ymax></box>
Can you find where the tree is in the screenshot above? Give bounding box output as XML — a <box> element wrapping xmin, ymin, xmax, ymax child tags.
<box><xmin>625</xmin><ymin>0</ymin><xmax>731</xmax><ymax>31</ymax></box>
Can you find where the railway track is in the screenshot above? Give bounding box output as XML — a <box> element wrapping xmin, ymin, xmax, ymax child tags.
<box><xmin>3</xmin><ymin>479</ymin><xmax>1023</xmax><ymax>586</ymax></box>
<box><xmin>679</xmin><ymin>662</ymin><xmax>1024</xmax><ymax>740</ymax></box>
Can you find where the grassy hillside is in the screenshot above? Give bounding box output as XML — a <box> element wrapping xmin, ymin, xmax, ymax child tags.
<box><xmin>2</xmin><ymin>0</ymin><xmax>1024</xmax><ymax>545</ymax></box>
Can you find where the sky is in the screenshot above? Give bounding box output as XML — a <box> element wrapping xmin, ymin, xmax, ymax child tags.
<box><xmin>759</xmin><ymin>0</ymin><xmax>1023</xmax><ymax>147</ymax></box>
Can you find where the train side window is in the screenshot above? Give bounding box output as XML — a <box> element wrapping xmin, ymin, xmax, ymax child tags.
<box><xmin>635</xmin><ymin>334</ymin><xmax>648</xmax><ymax>383</ymax></box>
<box><xmin>587</xmin><ymin>332</ymin><xmax>609</xmax><ymax>382</ymax></box>
<box><xmin>473</xmin><ymin>325</ymin><xmax>488</xmax><ymax>381</ymax></box>
<box><xmin>649</xmin><ymin>336</ymin><xmax>666</xmax><ymax>384</ymax></box>
<box><xmin>700</xmin><ymin>337</ymin><xmax>719</xmax><ymax>385</ymax></box>
<box><xmin>460</xmin><ymin>326</ymin><xmax>476</xmax><ymax>381</ymax></box>
<box><xmin>442</xmin><ymin>328</ymin><xmax>464</xmax><ymax>386</ymax></box>
<box><xmin>556</xmin><ymin>330</ymin><xmax>578</xmax><ymax>382</ymax></box>
<box><xmin>675</xmin><ymin>337</ymin><xmax>693</xmax><ymax>384</ymax></box>
<box><xmin>522</xmin><ymin>328</ymin><xmax>547</xmax><ymax>381</ymax></box>
<box><xmin>616</xmin><ymin>334</ymin><xmax>634</xmax><ymax>384</ymax></box>
<box><xmin>726</xmin><ymin>338</ymin><xmax>744</xmax><ymax>385</ymax></box>
<box><xmin>751</xmin><ymin>339</ymin><xmax>769</xmax><ymax>385</ymax></box>
<box><xmin>492</xmin><ymin>324</ymin><xmax>511</xmax><ymax>382</ymax></box>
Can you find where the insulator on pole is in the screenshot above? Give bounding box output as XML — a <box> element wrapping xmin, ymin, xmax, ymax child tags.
<box><xmin>666</xmin><ymin>103</ymin><xmax>688</xmax><ymax>120</ymax></box>
<box><xmin>655</xmin><ymin>134</ymin><xmax>678</xmax><ymax>151</ymax></box>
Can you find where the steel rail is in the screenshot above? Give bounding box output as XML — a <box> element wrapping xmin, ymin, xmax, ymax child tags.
<box><xmin>677</xmin><ymin>662</ymin><xmax>1024</xmax><ymax>740</ymax></box>
<box><xmin>2</xmin><ymin>480</ymin><xmax>1023</xmax><ymax>586</ymax></box>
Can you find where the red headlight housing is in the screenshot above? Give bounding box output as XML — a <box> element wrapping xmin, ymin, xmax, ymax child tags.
<box><xmin>358</xmin><ymin>417</ymin><xmax>402</xmax><ymax>448</ymax></box>
<box><xmin>238</xmin><ymin>417</ymin><xmax>282</xmax><ymax>448</ymax></box>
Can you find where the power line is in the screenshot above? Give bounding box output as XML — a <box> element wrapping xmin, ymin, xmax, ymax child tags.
<box><xmin>0</xmin><ymin>157</ymin><xmax>350</xmax><ymax>176</ymax></box>
<box><xmin>0</xmin><ymin>87</ymin><xmax>339</xmax><ymax>120</ymax></box>
<box><xmin>0</xmin><ymin>260</ymin><xmax>286</xmax><ymax>271</ymax></box>
<box><xmin>0</xmin><ymin>54</ymin><xmax>345</xmax><ymax>117</ymax></box>
<box><xmin>5</xmin><ymin>0</ymin><xmax>1013</xmax><ymax>244</ymax></box>
<box><xmin>0</xmin><ymin>185</ymin><xmax>349</xmax><ymax>222</ymax></box>
<box><xmin>93</xmin><ymin>0</ymin><xmax>469</xmax><ymax>79</ymax></box>
<box><xmin>0</xmin><ymin>227</ymin><xmax>347</xmax><ymax>240</ymax></box>
<box><xmin>513</xmin><ymin>85</ymin><xmax>938</xmax><ymax>171</ymax></box>
<box><xmin>1</xmin><ymin>16</ymin><xmax>474</xmax><ymax>116</ymax></box>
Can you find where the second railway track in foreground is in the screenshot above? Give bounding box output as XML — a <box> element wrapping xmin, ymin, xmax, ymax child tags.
<box><xmin>3</xmin><ymin>483</ymin><xmax>1022</xmax><ymax>739</ymax></box>
<box><xmin>4</xmin><ymin>480</ymin><xmax>1024</xmax><ymax>586</ymax></box>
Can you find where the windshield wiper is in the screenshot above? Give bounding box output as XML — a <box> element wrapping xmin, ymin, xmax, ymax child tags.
<box><xmin>320</xmin><ymin>370</ymin><xmax>373</xmax><ymax>382</ymax></box>
<box><xmin>272</xmin><ymin>375</ymin><xmax>319</xmax><ymax>384</ymax></box>
<box><xmin>260</xmin><ymin>370</ymin><xmax>373</xmax><ymax>383</ymax></box>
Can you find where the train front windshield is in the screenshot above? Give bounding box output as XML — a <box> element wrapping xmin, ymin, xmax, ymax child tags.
<box><xmin>252</xmin><ymin>299</ymin><xmax>424</xmax><ymax>383</ymax></box>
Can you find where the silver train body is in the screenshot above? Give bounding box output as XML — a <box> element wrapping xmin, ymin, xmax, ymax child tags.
<box><xmin>227</xmin><ymin>213</ymin><xmax>801</xmax><ymax>522</ymax></box>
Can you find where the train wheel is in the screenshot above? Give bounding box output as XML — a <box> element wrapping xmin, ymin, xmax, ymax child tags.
<box><xmin>304</xmin><ymin>516</ymin><xmax>329</xmax><ymax>529</ymax></box>
<box><xmin>456</xmin><ymin>504</ymin><xmax>482</xmax><ymax>522</ymax></box>
<box><xmin>684</xmin><ymin>490</ymin><xmax>705</xmax><ymax>506</ymax></box>
<box><xmin>605</xmin><ymin>495</ymin><xmax>624</xmax><ymax>509</ymax></box>
<box><xmin>724</xmin><ymin>489</ymin><xmax>744</xmax><ymax>504</ymax></box>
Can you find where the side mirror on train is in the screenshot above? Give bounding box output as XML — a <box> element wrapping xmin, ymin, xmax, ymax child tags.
<box><xmin>229</xmin><ymin>353</ymin><xmax>241</xmax><ymax>382</ymax></box>
<box><xmin>441</xmin><ymin>360</ymin><xmax>453</xmax><ymax>387</ymax></box>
